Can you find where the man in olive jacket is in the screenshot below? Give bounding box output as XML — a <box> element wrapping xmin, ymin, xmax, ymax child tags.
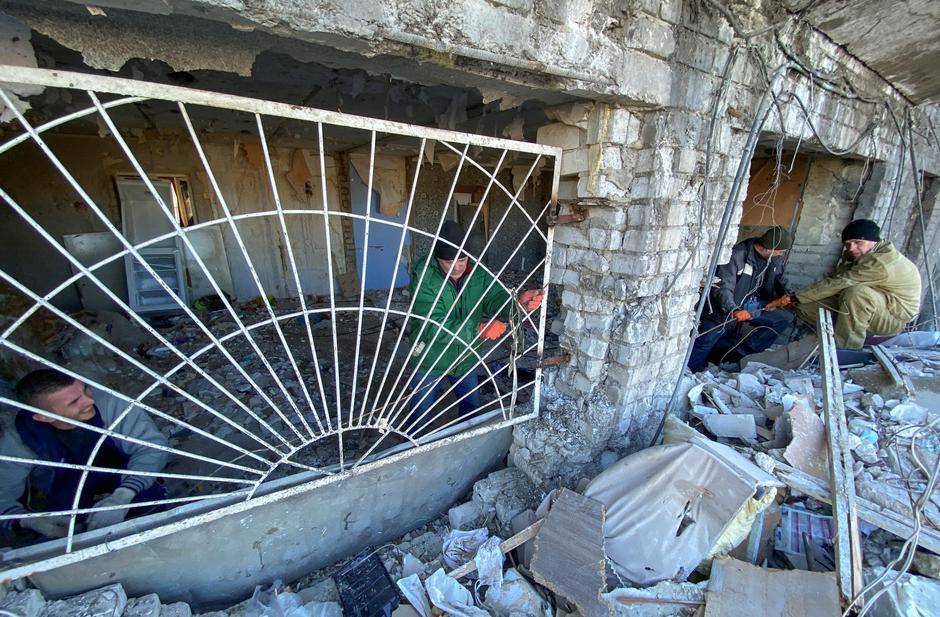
<box><xmin>406</xmin><ymin>220</ymin><xmax>542</xmax><ymax>435</ymax></box>
<box><xmin>774</xmin><ymin>219</ymin><xmax>922</xmax><ymax>349</ymax></box>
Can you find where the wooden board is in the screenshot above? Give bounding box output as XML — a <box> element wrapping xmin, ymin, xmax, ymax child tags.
<box><xmin>530</xmin><ymin>489</ymin><xmax>611</xmax><ymax>617</ymax></box>
<box><xmin>817</xmin><ymin>308</ymin><xmax>865</xmax><ymax>602</ymax></box>
<box><xmin>704</xmin><ymin>557</ymin><xmax>839</xmax><ymax>617</ymax></box>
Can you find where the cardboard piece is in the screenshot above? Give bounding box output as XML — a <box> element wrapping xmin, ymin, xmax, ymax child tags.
<box><xmin>704</xmin><ymin>557</ymin><xmax>839</xmax><ymax>617</ymax></box>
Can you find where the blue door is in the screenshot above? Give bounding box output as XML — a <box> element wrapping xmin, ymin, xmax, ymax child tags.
<box><xmin>350</xmin><ymin>164</ymin><xmax>411</xmax><ymax>290</ymax></box>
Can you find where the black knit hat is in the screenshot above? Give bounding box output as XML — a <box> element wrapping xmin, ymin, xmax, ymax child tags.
<box><xmin>841</xmin><ymin>219</ymin><xmax>881</xmax><ymax>242</ymax></box>
<box><xmin>757</xmin><ymin>226</ymin><xmax>792</xmax><ymax>250</ymax></box>
<box><xmin>433</xmin><ymin>220</ymin><xmax>467</xmax><ymax>260</ymax></box>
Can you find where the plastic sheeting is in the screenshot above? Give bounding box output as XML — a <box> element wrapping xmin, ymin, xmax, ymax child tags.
<box><xmin>584</xmin><ymin>436</ymin><xmax>778</xmax><ymax>586</ymax></box>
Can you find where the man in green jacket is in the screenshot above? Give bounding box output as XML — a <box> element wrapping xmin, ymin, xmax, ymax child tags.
<box><xmin>405</xmin><ymin>220</ymin><xmax>543</xmax><ymax>435</ymax></box>
<box><xmin>769</xmin><ymin>219</ymin><xmax>921</xmax><ymax>349</ymax></box>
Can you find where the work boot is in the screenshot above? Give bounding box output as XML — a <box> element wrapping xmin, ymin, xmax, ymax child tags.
<box><xmin>740</xmin><ymin>334</ymin><xmax>819</xmax><ymax>370</ymax></box>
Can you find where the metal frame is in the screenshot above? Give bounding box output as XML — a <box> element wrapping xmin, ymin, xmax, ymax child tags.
<box><xmin>0</xmin><ymin>66</ymin><xmax>561</xmax><ymax>576</ymax></box>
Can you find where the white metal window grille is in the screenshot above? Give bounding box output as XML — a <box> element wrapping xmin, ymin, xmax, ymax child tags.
<box><xmin>0</xmin><ymin>66</ymin><xmax>559</xmax><ymax>574</ymax></box>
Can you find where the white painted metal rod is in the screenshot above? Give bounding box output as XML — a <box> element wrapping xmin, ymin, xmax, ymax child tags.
<box><xmin>356</xmin><ymin>136</ymin><xmax>427</xmax><ymax>427</ymax></box>
<box><xmin>0</xmin><ymin>270</ymin><xmax>282</xmax><ymax>465</ymax></box>
<box><xmin>0</xmin><ymin>454</ymin><xmax>254</xmax><ymax>485</ymax></box>
<box><xmin>364</xmin><ymin>143</ymin><xmax>471</xmax><ymax>425</ymax></box>
<box><xmin>256</xmin><ymin>112</ymin><xmax>332</xmax><ymax>435</ymax></box>
<box><xmin>0</xmin><ymin>395</ymin><xmax>266</xmax><ymax>477</ymax></box>
<box><xmin>348</xmin><ymin>131</ymin><xmax>377</xmax><ymax>428</ymax></box>
<box><xmin>373</xmin><ymin>148</ymin><xmax>509</xmax><ymax>421</ymax></box>
<box><xmin>0</xmin><ymin>66</ymin><xmax>560</xmax><ymax>157</ymax></box>
<box><xmin>0</xmin><ymin>89</ymin><xmax>294</xmax><ymax>452</ymax></box>
<box><xmin>170</xmin><ymin>100</ymin><xmax>313</xmax><ymax>441</ymax></box>
<box><xmin>379</xmin><ymin>193</ymin><xmax>549</xmax><ymax>426</ymax></box>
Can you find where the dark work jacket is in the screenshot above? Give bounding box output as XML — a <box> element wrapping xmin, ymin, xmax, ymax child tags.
<box><xmin>14</xmin><ymin>408</ymin><xmax>126</xmax><ymax>511</ymax></box>
<box><xmin>708</xmin><ymin>238</ymin><xmax>790</xmax><ymax>318</ymax></box>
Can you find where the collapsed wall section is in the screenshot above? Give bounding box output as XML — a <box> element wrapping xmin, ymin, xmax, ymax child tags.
<box><xmin>511</xmin><ymin>5</ymin><xmax>940</xmax><ymax>484</ymax></box>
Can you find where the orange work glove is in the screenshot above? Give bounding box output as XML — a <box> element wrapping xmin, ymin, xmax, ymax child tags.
<box><xmin>732</xmin><ymin>309</ymin><xmax>752</xmax><ymax>322</ymax></box>
<box><xmin>765</xmin><ymin>294</ymin><xmax>794</xmax><ymax>311</ymax></box>
<box><xmin>518</xmin><ymin>289</ymin><xmax>545</xmax><ymax>311</ymax></box>
<box><xmin>478</xmin><ymin>320</ymin><xmax>507</xmax><ymax>340</ymax></box>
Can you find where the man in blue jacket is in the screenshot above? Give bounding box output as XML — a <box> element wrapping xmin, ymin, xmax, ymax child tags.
<box><xmin>0</xmin><ymin>369</ymin><xmax>170</xmax><ymax>539</ymax></box>
<box><xmin>688</xmin><ymin>227</ymin><xmax>795</xmax><ymax>372</ymax></box>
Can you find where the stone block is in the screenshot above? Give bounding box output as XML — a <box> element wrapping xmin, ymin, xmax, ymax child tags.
<box><xmin>124</xmin><ymin>596</ymin><xmax>161</xmax><ymax>617</ymax></box>
<box><xmin>607</xmin><ymin>108</ymin><xmax>642</xmax><ymax>145</ymax></box>
<box><xmin>586</xmin><ymin>206</ymin><xmax>627</xmax><ymax>229</ymax></box>
<box><xmin>621</xmin><ymin>229</ymin><xmax>659</xmax><ymax>253</ymax></box>
<box><xmin>448</xmin><ymin>500</ymin><xmax>485</xmax><ymax>530</ymax></box>
<box><xmin>536</xmin><ymin>122</ymin><xmax>585</xmax><ymax>150</ymax></box>
<box><xmin>659</xmin><ymin>0</ymin><xmax>682</xmax><ymax>24</ymax></box>
<box><xmin>558</xmin><ymin>178</ymin><xmax>578</xmax><ymax>200</ymax></box>
<box><xmin>161</xmin><ymin>604</ymin><xmax>192</xmax><ymax>617</ymax></box>
<box><xmin>579</xmin><ymin>336</ymin><xmax>609</xmax><ymax>360</ymax></box>
<box><xmin>601</xmin><ymin>146</ymin><xmax>623</xmax><ymax>170</ymax></box>
<box><xmin>41</xmin><ymin>584</ymin><xmax>126</xmax><ymax>617</ymax></box>
<box><xmin>560</xmin><ymin>289</ymin><xmax>581</xmax><ymax>309</ymax></box>
<box><xmin>560</xmin><ymin>148</ymin><xmax>588</xmax><ymax>176</ymax></box>
<box><xmin>610</xmin><ymin>253</ymin><xmax>655</xmax><ymax>276</ymax></box>
<box><xmin>549</xmin><ymin>265</ymin><xmax>577</xmax><ymax>286</ymax></box>
<box><xmin>580</xmin><ymin>357</ymin><xmax>606</xmax><ymax>379</ymax></box>
<box><xmin>588</xmin><ymin>228</ymin><xmax>623</xmax><ymax>251</ymax></box>
<box><xmin>624</xmin><ymin>14</ymin><xmax>676</xmax><ymax>59</ymax></box>
<box><xmin>675</xmin><ymin>148</ymin><xmax>698</xmax><ymax>174</ymax></box>
<box><xmin>544</xmin><ymin>101</ymin><xmax>593</xmax><ymax>129</ymax></box>
<box><xmin>553</xmin><ymin>225</ymin><xmax>589</xmax><ymax>248</ymax></box>
<box><xmin>657</xmin><ymin>228</ymin><xmax>685</xmax><ymax>251</ymax></box>
<box><xmin>702</xmin><ymin>414</ymin><xmax>757</xmax><ymax>440</ymax></box>
<box><xmin>1</xmin><ymin>589</ymin><xmax>46</xmax><ymax>617</ymax></box>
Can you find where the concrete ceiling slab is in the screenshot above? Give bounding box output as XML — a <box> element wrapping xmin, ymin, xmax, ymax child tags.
<box><xmin>801</xmin><ymin>0</ymin><xmax>940</xmax><ymax>103</ymax></box>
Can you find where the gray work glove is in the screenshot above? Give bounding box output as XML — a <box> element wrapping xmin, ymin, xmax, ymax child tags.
<box><xmin>19</xmin><ymin>514</ymin><xmax>71</xmax><ymax>538</ymax></box>
<box><xmin>85</xmin><ymin>487</ymin><xmax>136</xmax><ymax>531</ymax></box>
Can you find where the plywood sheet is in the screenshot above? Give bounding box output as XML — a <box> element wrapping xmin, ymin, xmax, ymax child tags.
<box><xmin>704</xmin><ymin>557</ymin><xmax>839</xmax><ymax>617</ymax></box>
<box><xmin>530</xmin><ymin>488</ymin><xmax>611</xmax><ymax>617</ymax></box>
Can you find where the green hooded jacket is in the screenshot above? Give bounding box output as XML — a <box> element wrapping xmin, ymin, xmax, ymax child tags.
<box><xmin>408</xmin><ymin>256</ymin><xmax>512</xmax><ymax>376</ymax></box>
<box><xmin>796</xmin><ymin>240</ymin><xmax>922</xmax><ymax>321</ymax></box>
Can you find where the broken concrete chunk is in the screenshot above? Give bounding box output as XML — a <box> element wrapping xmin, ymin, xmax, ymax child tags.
<box><xmin>448</xmin><ymin>500</ymin><xmax>484</xmax><ymax>530</ymax></box>
<box><xmin>296</xmin><ymin>578</ymin><xmax>340</xmax><ymax>605</ymax></box>
<box><xmin>124</xmin><ymin>594</ymin><xmax>161</xmax><ymax>617</ymax></box>
<box><xmin>889</xmin><ymin>402</ymin><xmax>928</xmax><ymax>424</ymax></box>
<box><xmin>400</xmin><ymin>553</ymin><xmax>425</xmax><ymax>579</ymax></box>
<box><xmin>783</xmin><ymin>397</ymin><xmax>830</xmax><ymax>481</ymax></box>
<box><xmin>913</xmin><ymin>551</ymin><xmax>940</xmax><ymax>580</ymax></box>
<box><xmin>734</xmin><ymin>373</ymin><xmax>763</xmax><ymax>399</ymax></box>
<box><xmin>0</xmin><ymin>589</ymin><xmax>46</xmax><ymax>617</ymax></box>
<box><xmin>40</xmin><ymin>584</ymin><xmax>127</xmax><ymax>617</ymax></box>
<box><xmin>484</xmin><ymin>568</ymin><xmax>552</xmax><ymax>617</ymax></box>
<box><xmin>702</xmin><ymin>414</ymin><xmax>756</xmax><ymax>440</ymax></box>
<box><xmin>472</xmin><ymin>468</ymin><xmax>539</xmax><ymax>532</ymax></box>
<box><xmin>864</xmin><ymin>567</ymin><xmax>940</xmax><ymax>617</ymax></box>
<box><xmin>160</xmin><ymin>603</ymin><xmax>192</xmax><ymax>617</ymax></box>
<box><xmin>535</xmin><ymin>122</ymin><xmax>584</xmax><ymax>150</ymax></box>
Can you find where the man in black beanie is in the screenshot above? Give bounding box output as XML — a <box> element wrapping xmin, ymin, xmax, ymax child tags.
<box><xmin>688</xmin><ymin>226</ymin><xmax>795</xmax><ymax>371</ymax></box>
<box><xmin>405</xmin><ymin>220</ymin><xmax>543</xmax><ymax>435</ymax></box>
<box><xmin>768</xmin><ymin>219</ymin><xmax>922</xmax><ymax>349</ymax></box>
